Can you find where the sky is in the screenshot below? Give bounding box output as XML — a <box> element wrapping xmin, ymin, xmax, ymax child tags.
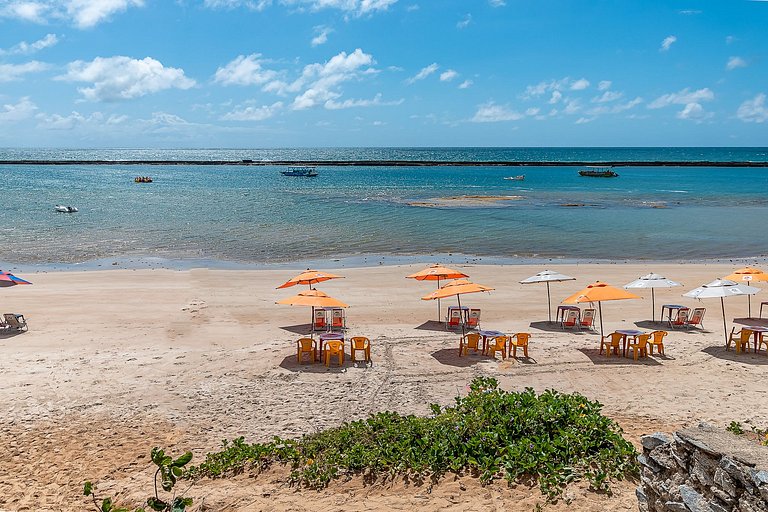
<box><xmin>0</xmin><ymin>0</ymin><xmax>767</xmax><ymax>148</ymax></box>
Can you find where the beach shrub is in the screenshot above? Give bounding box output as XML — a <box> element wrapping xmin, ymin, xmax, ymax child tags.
<box><xmin>187</xmin><ymin>377</ymin><xmax>638</xmax><ymax>499</ymax></box>
<box><xmin>84</xmin><ymin>447</ymin><xmax>193</xmax><ymax>512</ymax></box>
<box><xmin>727</xmin><ymin>421</ymin><xmax>744</xmax><ymax>435</ymax></box>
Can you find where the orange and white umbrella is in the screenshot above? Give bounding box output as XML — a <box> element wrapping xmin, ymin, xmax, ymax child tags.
<box><xmin>422</xmin><ymin>279</ymin><xmax>494</xmax><ymax>333</ymax></box>
<box><xmin>562</xmin><ymin>281</ymin><xmax>640</xmax><ymax>336</ymax></box>
<box><xmin>407</xmin><ymin>264</ymin><xmax>469</xmax><ymax>320</ymax></box>
<box><xmin>276</xmin><ymin>289</ymin><xmax>348</xmax><ymax>331</ymax></box>
<box><xmin>276</xmin><ymin>269</ymin><xmax>344</xmax><ymax>289</ymax></box>
<box><xmin>724</xmin><ymin>267</ymin><xmax>768</xmax><ymax>318</ymax></box>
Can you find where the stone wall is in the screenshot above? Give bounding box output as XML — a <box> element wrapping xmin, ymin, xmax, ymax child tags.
<box><xmin>637</xmin><ymin>424</ymin><xmax>768</xmax><ymax>512</ymax></box>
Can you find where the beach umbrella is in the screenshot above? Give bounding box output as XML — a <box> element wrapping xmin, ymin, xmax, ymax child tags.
<box><xmin>422</xmin><ymin>279</ymin><xmax>494</xmax><ymax>334</ymax></box>
<box><xmin>276</xmin><ymin>289</ymin><xmax>349</xmax><ymax>333</ymax></box>
<box><xmin>723</xmin><ymin>267</ymin><xmax>768</xmax><ymax>318</ymax></box>
<box><xmin>0</xmin><ymin>271</ymin><xmax>32</xmax><ymax>288</ymax></box>
<box><xmin>562</xmin><ymin>281</ymin><xmax>641</xmax><ymax>336</ymax></box>
<box><xmin>683</xmin><ymin>279</ymin><xmax>761</xmax><ymax>344</ymax></box>
<box><xmin>623</xmin><ymin>273</ymin><xmax>681</xmax><ymax>322</ymax></box>
<box><xmin>519</xmin><ymin>270</ymin><xmax>576</xmax><ymax>323</ymax></box>
<box><xmin>407</xmin><ymin>264</ymin><xmax>469</xmax><ymax>320</ymax></box>
<box><xmin>276</xmin><ymin>269</ymin><xmax>344</xmax><ymax>290</ymax></box>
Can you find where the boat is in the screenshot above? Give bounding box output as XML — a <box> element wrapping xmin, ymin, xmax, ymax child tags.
<box><xmin>134</xmin><ymin>176</ymin><xmax>153</xmax><ymax>183</ymax></box>
<box><xmin>578</xmin><ymin>166</ymin><xmax>619</xmax><ymax>177</ymax></box>
<box><xmin>280</xmin><ymin>166</ymin><xmax>318</xmax><ymax>177</ymax></box>
<box><xmin>503</xmin><ymin>175</ymin><xmax>525</xmax><ymax>181</ymax></box>
<box><xmin>55</xmin><ymin>205</ymin><xmax>78</xmax><ymax>213</ymax></box>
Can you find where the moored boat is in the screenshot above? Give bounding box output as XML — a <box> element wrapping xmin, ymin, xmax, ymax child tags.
<box><xmin>280</xmin><ymin>166</ymin><xmax>318</xmax><ymax>177</ymax></box>
<box><xmin>503</xmin><ymin>175</ymin><xmax>525</xmax><ymax>181</ymax></box>
<box><xmin>578</xmin><ymin>166</ymin><xmax>619</xmax><ymax>177</ymax></box>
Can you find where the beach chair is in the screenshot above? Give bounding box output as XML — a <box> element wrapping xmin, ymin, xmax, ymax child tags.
<box><xmin>727</xmin><ymin>328</ymin><xmax>752</xmax><ymax>353</ymax></box>
<box><xmin>466</xmin><ymin>308</ymin><xmax>481</xmax><ymax>330</ymax></box>
<box><xmin>508</xmin><ymin>333</ymin><xmax>530</xmax><ymax>358</ymax></box>
<box><xmin>757</xmin><ymin>333</ymin><xmax>768</xmax><ymax>355</ymax></box>
<box><xmin>459</xmin><ymin>333</ymin><xmax>481</xmax><ymax>356</ymax></box>
<box><xmin>313</xmin><ymin>309</ymin><xmax>327</xmax><ymax>331</ymax></box>
<box><xmin>669</xmin><ymin>308</ymin><xmax>690</xmax><ymax>329</ymax></box>
<box><xmin>3</xmin><ymin>313</ymin><xmax>27</xmax><ymax>332</ymax></box>
<box><xmin>647</xmin><ymin>330</ymin><xmax>668</xmax><ymax>355</ymax></box>
<box><xmin>330</xmin><ymin>308</ymin><xmax>346</xmax><ymax>331</ymax></box>
<box><xmin>487</xmin><ymin>336</ymin><xmax>508</xmax><ymax>360</ymax></box>
<box><xmin>350</xmin><ymin>336</ymin><xmax>371</xmax><ymax>364</ymax></box>
<box><xmin>628</xmin><ymin>334</ymin><xmax>650</xmax><ymax>360</ymax></box>
<box><xmin>562</xmin><ymin>310</ymin><xmax>579</xmax><ymax>330</ymax></box>
<box><xmin>446</xmin><ymin>309</ymin><xmax>462</xmax><ymax>330</ymax></box>
<box><xmin>324</xmin><ymin>340</ymin><xmax>344</xmax><ymax>367</ymax></box>
<box><xmin>579</xmin><ymin>309</ymin><xmax>596</xmax><ymax>331</ymax></box>
<box><xmin>600</xmin><ymin>332</ymin><xmax>623</xmax><ymax>357</ymax></box>
<box><xmin>684</xmin><ymin>307</ymin><xmax>705</xmax><ymax>329</ymax></box>
<box><xmin>296</xmin><ymin>338</ymin><xmax>317</xmax><ymax>364</ymax></box>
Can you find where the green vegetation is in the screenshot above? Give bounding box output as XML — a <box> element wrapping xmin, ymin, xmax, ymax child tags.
<box><xmin>187</xmin><ymin>377</ymin><xmax>638</xmax><ymax>499</ymax></box>
<box><xmin>727</xmin><ymin>421</ymin><xmax>745</xmax><ymax>435</ymax></box>
<box><xmin>84</xmin><ymin>448</ymin><xmax>193</xmax><ymax>512</ymax></box>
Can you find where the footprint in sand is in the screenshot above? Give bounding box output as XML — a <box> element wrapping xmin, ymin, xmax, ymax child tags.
<box><xmin>181</xmin><ymin>299</ymin><xmax>208</xmax><ymax>315</ymax></box>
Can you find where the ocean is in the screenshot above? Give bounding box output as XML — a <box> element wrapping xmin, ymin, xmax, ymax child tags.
<box><xmin>1</xmin><ymin>147</ymin><xmax>767</xmax><ymax>268</ymax></box>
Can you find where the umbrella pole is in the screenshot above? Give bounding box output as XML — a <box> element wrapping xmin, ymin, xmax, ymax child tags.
<box><xmin>598</xmin><ymin>302</ymin><xmax>604</xmax><ymax>338</ymax></box>
<box><xmin>748</xmin><ymin>295</ymin><xmax>752</xmax><ymax>318</ymax></box>
<box><xmin>437</xmin><ymin>278</ymin><xmax>441</xmax><ymax>322</ymax></box>
<box><xmin>311</xmin><ymin>305</ymin><xmax>315</xmax><ymax>335</ymax></box>
<box><xmin>546</xmin><ymin>282</ymin><xmax>552</xmax><ymax>323</ymax></box>
<box><xmin>652</xmin><ymin>289</ymin><xmax>656</xmax><ymax>323</ymax></box>
<box><xmin>457</xmin><ymin>294</ymin><xmax>465</xmax><ymax>337</ymax></box>
<box><xmin>721</xmin><ymin>297</ymin><xmax>727</xmax><ymax>346</ymax></box>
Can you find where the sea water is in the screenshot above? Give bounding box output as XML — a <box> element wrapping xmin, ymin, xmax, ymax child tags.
<box><xmin>0</xmin><ymin>147</ymin><xmax>766</xmax><ymax>266</ymax></box>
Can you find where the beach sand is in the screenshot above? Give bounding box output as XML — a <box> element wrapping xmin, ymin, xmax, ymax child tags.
<box><xmin>1</xmin><ymin>262</ymin><xmax>767</xmax><ymax>511</ymax></box>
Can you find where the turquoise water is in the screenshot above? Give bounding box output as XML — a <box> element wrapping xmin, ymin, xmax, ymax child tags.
<box><xmin>1</xmin><ymin>148</ymin><xmax>767</xmax><ymax>265</ymax></box>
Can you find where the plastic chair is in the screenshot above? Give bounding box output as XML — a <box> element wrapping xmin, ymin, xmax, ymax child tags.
<box><xmin>508</xmin><ymin>333</ymin><xmax>530</xmax><ymax>358</ymax></box>
<box><xmin>580</xmin><ymin>309</ymin><xmax>596</xmax><ymax>331</ymax></box>
<box><xmin>487</xmin><ymin>336</ymin><xmax>508</xmax><ymax>360</ymax></box>
<box><xmin>600</xmin><ymin>332</ymin><xmax>623</xmax><ymax>357</ymax></box>
<box><xmin>647</xmin><ymin>330</ymin><xmax>668</xmax><ymax>355</ymax></box>
<box><xmin>685</xmin><ymin>307</ymin><xmax>705</xmax><ymax>329</ymax></box>
<box><xmin>447</xmin><ymin>309</ymin><xmax>462</xmax><ymax>330</ymax></box>
<box><xmin>324</xmin><ymin>340</ymin><xmax>344</xmax><ymax>367</ymax></box>
<box><xmin>459</xmin><ymin>332</ymin><xmax>481</xmax><ymax>356</ymax></box>
<box><xmin>670</xmin><ymin>308</ymin><xmax>690</xmax><ymax>329</ymax></box>
<box><xmin>313</xmin><ymin>309</ymin><xmax>327</xmax><ymax>331</ymax></box>
<box><xmin>466</xmin><ymin>309</ymin><xmax>481</xmax><ymax>329</ymax></box>
<box><xmin>3</xmin><ymin>313</ymin><xmax>27</xmax><ymax>332</ymax></box>
<box><xmin>296</xmin><ymin>337</ymin><xmax>317</xmax><ymax>364</ymax></box>
<box><xmin>757</xmin><ymin>333</ymin><xmax>768</xmax><ymax>355</ymax></box>
<box><xmin>562</xmin><ymin>310</ymin><xmax>579</xmax><ymax>330</ymax></box>
<box><xmin>350</xmin><ymin>336</ymin><xmax>371</xmax><ymax>364</ymax></box>
<box><xmin>629</xmin><ymin>334</ymin><xmax>650</xmax><ymax>360</ymax></box>
<box><xmin>727</xmin><ymin>328</ymin><xmax>752</xmax><ymax>353</ymax></box>
<box><xmin>330</xmin><ymin>308</ymin><xmax>346</xmax><ymax>331</ymax></box>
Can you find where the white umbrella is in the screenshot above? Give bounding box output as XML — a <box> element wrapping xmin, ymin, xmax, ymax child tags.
<box><xmin>683</xmin><ymin>279</ymin><xmax>761</xmax><ymax>344</ymax></box>
<box><xmin>624</xmin><ymin>273</ymin><xmax>681</xmax><ymax>322</ymax></box>
<box><xmin>520</xmin><ymin>270</ymin><xmax>576</xmax><ymax>323</ymax></box>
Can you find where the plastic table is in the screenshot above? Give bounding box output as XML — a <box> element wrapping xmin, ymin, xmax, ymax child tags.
<box><xmin>615</xmin><ymin>329</ymin><xmax>646</xmax><ymax>357</ymax></box>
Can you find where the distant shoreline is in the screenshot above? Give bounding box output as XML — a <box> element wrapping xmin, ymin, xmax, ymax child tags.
<box><xmin>2</xmin><ymin>159</ymin><xmax>768</xmax><ymax>167</ymax></box>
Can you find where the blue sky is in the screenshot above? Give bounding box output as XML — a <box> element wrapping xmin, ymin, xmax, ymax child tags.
<box><xmin>0</xmin><ymin>0</ymin><xmax>767</xmax><ymax>147</ymax></box>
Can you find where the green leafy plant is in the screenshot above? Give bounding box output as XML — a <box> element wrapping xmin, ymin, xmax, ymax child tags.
<box><xmin>727</xmin><ymin>421</ymin><xmax>744</xmax><ymax>435</ymax></box>
<box><xmin>187</xmin><ymin>377</ymin><xmax>638</xmax><ymax>500</ymax></box>
<box><xmin>84</xmin><ymin>448</ymin><xmax>193</xmax><ymax>512</ymax></box>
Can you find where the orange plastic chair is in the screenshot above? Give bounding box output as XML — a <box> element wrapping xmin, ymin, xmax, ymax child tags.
<box><xmin>466</xmin><ymin>308</ymin><xmax>481</xmax><ymax>329</ymax></box>
<box><xmin>488</xmin><ymin>336</ymin><xmax>508</xmax><ymax>360</ymax></box>
<box><xmin>296</xmin><ymin>337</ymin><xmax>317</xmax><ymax>364</ymax></box>
<box><xmin>600</xmin><ymin>332</ymin><xmax>623</xmax><ymax>357</ymax></box>
<box><xmin>580</xmin><ymin>309</ymin><xmax>596</xmax><ymax>331</ymax></box>
<box><xmin>509</xmin><ymin>333</ymin><xmax>531</xmax><ymax>358</ymax></box>
<box><xmin>757</xmin><ymin>332</ymin><xmax>768</xmax><ymax>355</ymax></box>
<box><xmin>727</xmin><ymin>328</ymin><xmax>752</xmax><ymax>353</ymax></box>
<box><xmin>324</xmin><ymin>340</ymin><xmax>344</xmax><ymax>367</ymax></box>
<box><xmin>562</xmin><ymin>310</ymin><xmax>579</xmax><ymax>330</ymax></box>
<box><xmin>350</xmin><ymin>336</ymin><xmax>371</xmax><ymax>364</ymax></box>
<box><xmin>313</xmin><ymin>309</ymin><xmax>327</xmax><ymax>331</ymax></box>
<box><xmin>629</xmin><ymin>334</ymin><xmax>650</xmax><ymax>360</ymax></box>
<box><xmin>459</xmin><ymin>332</ymin><xmax>481</xmax><ymax>356</ymax></box>
<box><xmin>647</xmin><ymin>330</ymin><xmax>668</xmax><ymax>355</ymax></box>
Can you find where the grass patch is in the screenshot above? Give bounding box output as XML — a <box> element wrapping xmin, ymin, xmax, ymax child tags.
<box><xmin>186</xmin><ymin>377</ymin><xmax>638</xmax><ymax>499</ymax></box>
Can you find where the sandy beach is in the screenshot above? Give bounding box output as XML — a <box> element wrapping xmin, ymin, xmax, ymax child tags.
<box><xmin>2</xmin><ymin>262</ymin><xmax>768</xmax><ymax>511</ymax></box>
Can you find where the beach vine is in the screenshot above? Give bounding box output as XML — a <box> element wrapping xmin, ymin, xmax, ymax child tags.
<box><xmin>186</xmin><ymin>377</ymin><xmax>638</xmax><ymax>499</ymax></box>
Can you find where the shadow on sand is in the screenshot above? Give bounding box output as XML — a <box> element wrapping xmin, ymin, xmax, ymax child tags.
<box><xmin>0</xmin><ymin>330</ymin><xmax>25</xmax><ymax>340</ymax></box>
<box><xmin>414</xmin><ymin>320</ymin><xmax>449</xmax><ymax>332</ymax></box>
<box><xmin>431</xmin><ymin>348</ymin><xmax>484</xmax><ymax>367</ymax></box>
<box><xmin>528</xmin><ymin>321</ymin><xmax>589</xmax><ymax>334</ymax></box>
<box><xmin>279</xmin><ymin>323</ymin><xmax>314</xmax><ymax>335</ymax></box>
<box><xmin>701</xmin><ymin>345</ymin><xmax>768</xmax><ymax>365</ymax></box>
<box><xmin>577</xmin><ymin>347</ymin><xmax>663</xmax><ymax>366</ymax></box>
<box><xmin>278</xmin><ymin>351</ymin><xmax>373</xmax><ymax>373</ymax></box>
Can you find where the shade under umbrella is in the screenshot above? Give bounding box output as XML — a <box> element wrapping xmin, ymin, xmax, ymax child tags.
<box><xmin>562</xmin><ymin>281</ymin><xmax>640</xmax><ymax>336</ymax></box>
<box><xmin>276</xmin><ymin>288</ymin><xmax>349</xmax><ymax>333</ymax></box>
<box><xmin>520</xmin><ymin>270</ymin><xmax>576</xmax><ymax>323</ymax></box>
<box><xmin>683</xmin><ymin>279</ymin><xmax>761</xmax><ymax>344</ymax></box>
<box><xmin>422</xmin><ymin>279</ymin><xmax>494</xmax><ymax>335</ymax></box>
<box><xmin>723</xmin><ymin>267</ymin><xmax>768</xmax><ymax>318</ymax></box>
<box><xmin>276</xmin><ymin>269</ymin><xmax>344</xmax><ymax>289</ymax></box>
<box><xmin>407</xmin><ymin>264</ymin><xmax>469</xmax><ymax>321</ymax></box>
<box><xmin>623</xmin><ymin>273</ymin><xmax>681</xmax><ymax>322</ymax></box>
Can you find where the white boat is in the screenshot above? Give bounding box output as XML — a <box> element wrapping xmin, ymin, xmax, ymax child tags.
<box><xmin>55</xmin><ymin>205</ymin><xmax>78</xmax><ymax>213</ymax></box>
<box><xmin>280</xmin><ymin>166</ymin><xmax>318</xmax><ymax>177</ymax></box>
<box><xmin>503</xmin><ymin>175</ymin><xmax>525</xmax><ymax>181</ymax></box>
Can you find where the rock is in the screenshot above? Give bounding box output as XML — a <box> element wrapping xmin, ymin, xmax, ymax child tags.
<box><xmin>715</xmin><ymin>468</ymin><xmax>739</xmax><ymax>498</ymax></box>
<box><xmin>664</xmin><ymin>502</ymin><xmax>689</xmax><ymax>512</ymax></box>
<box><xmin>637</xmin><ymin>486</ymin><xmax>650</xmax><ymax>512</ymax></box>
<box><xmin>680</xmin><ymin>484</ymin><xmax>712</xmax><ymax>512</ymax></box>
<box><xmin>642</xmin><ymin>433</ymin><xmax>674</xmax><ymax>451</ymax></box>
<box><xmin>651</xmin><ymin>445</ymin><xmax>683</xmax><ymax>470</ymax></box>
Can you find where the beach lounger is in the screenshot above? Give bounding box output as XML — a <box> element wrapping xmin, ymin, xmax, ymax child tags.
<box><xmin>446</xmin><ymin>309</ymin><xmax>462</xmax><ymax>330</ymax></box>
<box><xmin>350</xmin><ymin>336</ymin><xmax>371</xmax><ymax>364</ymax></box>
<box><xmin>647</xmin><ymin>330</ymin><xmax>668</xmax><ymax>355</ymax></box>
<box><xmin>684</xmin><ymin>307</ymin><xmax>705</xmax><ymax>329</ymax></box>
<box><xmin>466</xmin><ymin>308</ymin><xmax>481</xmax><ymax>329</ymax></box>
<box><xmin>313</xmin><ymin>309</ymin><xmax>327</xmax><ymax>331</ymax></box>
<box><xmin>669</xmin><ymin>308</ymin><xmax>690</xmax><ymax>329</ymax></box>
<box><xmin>508</xmin><ymin>333</ymin><xmax>530</xmax><ymax>358</ymax></box>
<box><xmin>330</xmin><ymin>308</ymin><xmax>346</xmax><ymax>331</ymax></box>
<box><xmin>562</xmin><ymin>310</ymin><xmax>579</xmax><ymax>330</ymax></box>
<box><xmin>579</xmin><ymin>308</ymin><xmax>596</xmax><ymax>331</ymax></box>
<box><xmin>459</xmin><ymin>333</ymin><xmax>481</xmax><ymax>356</ymax></box>
<box><xmin>3</xmin><ymin>313</ymin><xmax>27</xmax><ymax>332</ymax></box>
<box><xmin>296</xmin><ymin>338</ymin><xmax>317</xmax><ymax>364</ymax></box>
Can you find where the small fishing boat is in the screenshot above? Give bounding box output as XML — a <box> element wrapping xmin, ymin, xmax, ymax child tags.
<box><xmin>280</xmin><ymin>166</ymin><xmax>318</xmax><ymax>177</ymax></box>
<box><xmin>578</xmin><ymin>166</ymin><xmax>619</xmax><ymax>177</ymax></box>
<box><xmin>503</xmin><ymin>175</ymin><xmax>525</xmax><ymax>181</ymax></box>
<box><xmin>134</xmin><ymin>176</ymin><xmax>153</xmax><ymax>183</ymax></box>
<box><xmin>55</xmin><ymin>205</ymin><xmax>78</xmax><ymax>213</ymax></box>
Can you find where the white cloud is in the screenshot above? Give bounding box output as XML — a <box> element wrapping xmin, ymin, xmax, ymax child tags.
<box><xmin>678</xmin><ymin>9</ymin><xmax>701</xmax><ymax>15</ymax></box>
<box><xmin>522</xmin><ymin>77</ymin><xmax>578</xmax><ymax>99</ymax></box>
<box><xmin>563</xmin><ymin>99</ymin><xmax>581</xmax><ymax>115</ymax></box>
<box><xmin>586</xmin><ymin>97</ymin><xmax>642</xmax><ymax>116</ymax></box>
<box><xmin>279</xmin><ymin>0</ymin><xmax>397</xmax><ymax>17</ymax></box>
<box><xmin>570</xmin><ymin>78</ymin><xmax>590</xmax><ymax>91</ymax></box>
<box><xmin>548</xmin><ymin>90</ymin><xmax>562</xmax><ymax>104</ymax></box>
<box><xmin>214</xmin><ymin>54</ymin><xmax>277</xmax><ymax>86</ymax></box>
<box><xmin>0</xmin><ymin>97</ymin><xmax>37</xmax><ymax>122</ymax></box>
<box><xmin>676</xmin><ymin>102</ymin><xmax>712</xmax><ymax>121</ymax></box>
<box><xmin>0</xmin><ymin>2</ymin><xmax>49</xmax><ymax>23</ymax></box>
<box><xmin>439</xmin><ymin>69</ymin><xmax>458</xmax><ymax>82</ymax></box>
<box><xmin>221</xmin><ymin>101</ymin><xmax>283</xmax><ymax>121</ymax></box>
<box><xmin>0</xmin><ymin>0</ymin><xmax>145</xmax><ymax>28</ymax></box>
<box><xmin>325</xmin><ymin>93</ymin><xmax>402</xmax><ymax>109</ymax></box>
<box><xmin>60</xmin><ymin>56</ymin><xmax>195</xmax><ymax>101</ymax></box>
<box><xmin>406</xmin><ymin>62</ymin><xmax>438</xmax><ymax>84</ymax></box>
<box><xmin>458</xmin><ymin>79</ymin><xmax>472</xmax><ymax>89</ymax></box>
<box><xmin>726</xmin><ymin>56</ymin><xmax>747</xmax><ymax>71</ymax></box>
<box><xmin>66</xmin><ymin>0</ymin><xmax>144</xmax><ymax>28</ymax></box>
<box><xmin>0</xmin><ymin>33</ymin><xmax>58</xmax><ymax>56</ymax></box>
<box><xmin>311</xmin><ymin>25</ymin><xmax>332</xmax><ymax>46</ymax></box>
<box><xmin>592</xmin><ymin>90</ymin><xmax>623</xmax><ymax>103</ymax></box>
<box><xmin>525</xmin><ymin>107</ymin><xmax>539</xmax><ymax>116</ymax></box>
<box><xmin>736</xmin><ymin>93</ymin><xmax>768</xmax><ymax>123</ymax></box>
<box><xmin>35</xmin><ymin>110</ymin><xmax>110</xmax><ymax>130</ymax></box>
<box><xmin>488</xmin><ymin>0</ymin><xmax>505</xmax><ymax>6</ymax></box>
<box><xmin>598</xmin><ymin>80</ymin><xmax>612</xmax><ymax>91</ymax></box>
<box><xmin>575</xmin><ymin>117</ymin><xmax>595</xmax><ymax>124</ymax></box>
<box><xmin>648</xmin><ymin>88</ymin><xmax>714</xmax><ymax>109</ymax></box>
<box><xmin>456</xmin><ymin>13</ymin><xmax>471</xmax><ymax>28</ymax></box>
<box><xmin>0</xmin><ymin>61</ymin><xmax>48</xmax><ymax>81</ymax></box>
<box><xmin>660</xmin><ymin>35</ymin><xmax>677</xmax><ymax>52</ymax></box>
<box><xmin>204</xmin><ymin>0</ymin><xmax>271</xmax><ymax>10</ymax></box>
<box><xmin>471</xmin><ymin>102</ymin><xmax>523</xmax><ymax>122</ymax></box>
<box><xmin>289</xmin><ymin>48</ymin><xmax>376</xmax><ymax>110</ymax></box>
